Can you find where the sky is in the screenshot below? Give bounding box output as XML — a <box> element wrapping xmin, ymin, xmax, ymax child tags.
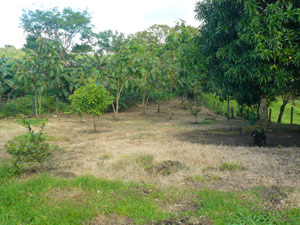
<box><xmin>0</xmin><ymin>0</ymin><xmax>200</xmax><ymax>49</ymax></box>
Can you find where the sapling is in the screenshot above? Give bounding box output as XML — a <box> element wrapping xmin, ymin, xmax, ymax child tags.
<box><xmin>189</xmin><ymin>102</ymin><xmax>201</xmax><ymax>124</ymax></box>
<box><xmin>69</xmin><ymin>80</ymin><xmax>113</xmax><ymax>131</ymax></box>
<box><xmin>5</xmin><ymin>119</ymin><xmax>59</xmax><ymax>173</ymax></box>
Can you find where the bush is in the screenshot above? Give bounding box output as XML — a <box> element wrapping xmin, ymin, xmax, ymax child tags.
<box><xmin>188</xmin><ymin>102</ymin><xmax>201</xmax><ymax>123</ymax></box>
<box><xmin>0</xmin><ymin>95</ymin><xmax>72</xmax><ymax>117</ymax></box>
<box><xmin>4</xmin><ymin>119</ymin><xmax>59</xmax><ymax>173</ymax></box>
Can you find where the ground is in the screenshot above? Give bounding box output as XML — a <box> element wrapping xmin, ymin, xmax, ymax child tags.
<box><xmin>1</xmin><ymin>98</ymin><xmax>300</xmax><ymax>211</ymax></box>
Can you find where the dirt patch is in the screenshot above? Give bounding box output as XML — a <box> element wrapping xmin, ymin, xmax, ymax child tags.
<box><xmin>256</xmin><ymin>186</ymin><xmax>295</xmax><ymax>210</ymax></box>
<box><xmin>178</xmin><ymin>127</ymin><xmax>300</xmax><ymax>147</ymax></box>
<box><xmin>153</xmin><ymin>216</ymin><xmax>212</xmax><ymax>225</ymax></box>
<box><xmin>147</xmin><ymin>160</ymin><xmax>185</xmax><ymax>176</ymax></box>
<box><xmin>87</xmin><ymin>215</ymin><xmax>133</xmax><ymax>225</ymax></box>
<box><xmin>52</xmin><ymin>171</ymin><xmax>77</xmax><ymax>178</ymax></box>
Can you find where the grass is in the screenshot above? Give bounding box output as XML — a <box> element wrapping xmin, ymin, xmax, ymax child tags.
<box><xmin>0</xmin><ymin>163</ymin><xmax>299</xmax><ymax>225</ymax></box>
<box><xmin>0</xmin><ymin>163</ymin><xmax>171</xmax><ymax>225</ymax></box>
<box><xmin>202</xmin><ymin>93</ymin><xmax>300</xmax><ymax>125</ymax></box>
<box><xmin>189</xmin><ymin>174</ymin><xmax>219</xmax><ymax>183</ymax></box>
<box><xmin>219</xmin><ymin>163</ymin><xmax>245</xmax><ymax>171</ymax></box>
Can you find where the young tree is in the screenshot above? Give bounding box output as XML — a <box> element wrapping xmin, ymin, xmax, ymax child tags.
<box><xmin>69</xmin><ymin>81</ymin><xmax>113</xmax><ymax>132</ymax></box>
<box><xmin>100</xmin><ymin>43</ymin><xmax>135</xmax><ymax>119</ymax></box>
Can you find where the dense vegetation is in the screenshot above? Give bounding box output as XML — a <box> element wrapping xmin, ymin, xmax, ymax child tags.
<box><xmin>0</xmin><ymin>1</ymin><xmax>299</xmax><ymax>124</ymax></box>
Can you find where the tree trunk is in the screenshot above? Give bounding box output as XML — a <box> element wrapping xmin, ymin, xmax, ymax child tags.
<box><xmin>169</xmin><ymin>85</ymin><xmax>173</xmax><ymax>120</ymax></box>
<box><xmin>182</xmin><ymin>91</ymin><xmax>187</xmax><ymax>106</ymax></box>
<box><xmin>56</xmin><ymin>96</ymin><xmax>59</xmax><ymax>115</ymax></box>
<box><xmin>277</xmin><ymin>95</ymin><xmax>290</xmax><ymax>123</ymax></box>
<box><xmin>142</xmin><ymin>90</ymin><xmax>147</xmax><ymax>114</ymax></box>
<box><xmin>93</xmin><ymin>116</ymin><xmax>96</xmax><ymax>132</ymax></box>
<box><xmin>157</xmin><ymin>100</ymin><xmax>161</xmax><ymax>113</ymax></box>
<box><xmin>34</xmin><ymin>90</ymin><xmax>38</xmax><ymax>117</ymax></box>
<box><xmin>260</xmin><ymin>97</ymin><xmax>269</xmax><ymax>128</ymax></box>
<box><xmin>227</xmin><ymin>96</ymin><xmax>230</xmax><ymax>121</ymax></box>
<box><xmin>38</xmin><ymin>93</ymin><xmax>42</xmax><ymax>117</ymax></box>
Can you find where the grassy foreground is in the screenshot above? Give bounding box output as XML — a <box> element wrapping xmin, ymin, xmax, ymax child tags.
<box><xmin>0</xmin><ymin>163</ymin><xmax>299</xmax><ymax>225</ymax></box>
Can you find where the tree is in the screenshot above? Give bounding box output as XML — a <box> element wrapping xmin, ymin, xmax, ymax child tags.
<box><xmin>16</xmin><ymin>38</ymin><xmax>64</xmax><ymax>116</ymax></box>
<box><xmin>0</xmin><ymin>57</ymin><xmax>17</xmax><ymax>102</ymax></box>
<box><xmin>69</xmin><ymin>81</ymin><xmax>113</xmax><ymax>131</ymax></box>
<box><xmin>100</xmin><ymin>42</ymin><xmax>135</xmax><ymax>119</ymax></box>
<box><xmin>195</xmin><ymin>0</ymin><xmax>300</xmax><ymax>127</ymax></box>
<box><xmin>21</xmin><ymin>7</ymin><xmax>94</xmax><ymax>54</ymax></box>
<box><xmin>94</xmin><ymin>30</ymin><xmax>126</xmax><ymax>55</ymax></box>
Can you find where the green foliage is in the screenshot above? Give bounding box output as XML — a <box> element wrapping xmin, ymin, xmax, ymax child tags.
<box><xmin>248</xmin><ymin>112</ymin><xmax>257</xmax><ymax>126</ymax></box>
<box><xmin>194</xmin><ymin>0</ymin><xmax>300</xmax><ymax>122</ymax></box>
<box><xmin>0</xmin><ymin>95</ymin><xmax>71</xmax><ymax>117</ymax></box>
<box><xmin>69</xmin><ymin>81</ymin><xmax>113</xmax><ymax>117</ymax></box>
<box><xmin>21</xmin><ymin>7</ymin><xmax>93</xmax><ymax>52</ymax></box>
<box><xmin>188</xmin><ymin>102</ymin><xmax>201</xmax><ymax>123</ymax></box>
<box><xmin>17</xmin><ymin>117</ymin><xmax>48</xmax><ymax>127</ymax></box>
<box><xmin>4</xmin><ymin>120</ymin><xmax>59</xmax><ymax>173</ymax></box>
<box><xmin>0</xmin><ymin>46</ymin><xmax>25</xmax><ymax>59</ymax></box>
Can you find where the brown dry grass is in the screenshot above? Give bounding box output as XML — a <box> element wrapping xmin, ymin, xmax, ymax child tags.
<box><xmin>1</xmin><ymin>98</ymin><xmax>300</xmax><ymax>208</ymax></box>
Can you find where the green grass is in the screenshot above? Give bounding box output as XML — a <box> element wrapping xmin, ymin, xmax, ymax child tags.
<box><xmin>0</xmin><ymin>163</ymin><xmax>171</xmax><ymax>225</ymax></box>
<box><xmin>202</xmin><ymin>93</ymin><xmax>300</xmax><ymax>125</ymax></box>
<box><xmin>219</xmin><ymin>163</ymin><xmax>245</xmax><ymax>171</ymax></box>
<box><xmin>192</xmin><ymin>189</ymin><xmax>300</xmax><ymax>225</ymax></box>
<box><xmin>0</xmin><ymin>163</ymin><xmax>299</xmax><ymax>225</ymax></box>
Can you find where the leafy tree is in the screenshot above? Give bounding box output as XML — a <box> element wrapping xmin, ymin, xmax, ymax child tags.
<box><xmin>0</xmin><ymin>46</ymin><xmax>25</xmax><ymax>59</ymax></box>
<box><xmin>100</xmin><ymin>42</ymin><xmax>135</xmax><ymax>119</ymax></box>
<box><xmin>69</xmin><ymin>81</ymin><xmax>113</xmax><ymax>131</ymax></box>
<box><xmin>21</xmin><ymin>7</ymin><xmax>94</xmax><ymax>54</ymax></box>
<box><xmin>94</xmin><ymin>30</ymin><xmax>126</xmax><ymax>55</ymax></box>
<box><xmin>0</xmin><ymin>57</ymin><xmax>17</xmax><ymax>102</ymax></box>
<box><xmin>195</xmin><ymin>0</ymin><xmax>300</xmax><ymax>127</ymax></box>
<box><xmin>16</xmin><ymin>38</ymin><xmax>64</xmax><ymax>116</ymax></box>
<box><xmin>244</xmin><ymin>0</ymin><xmax>300</xmax><ymax>124</ymax></box>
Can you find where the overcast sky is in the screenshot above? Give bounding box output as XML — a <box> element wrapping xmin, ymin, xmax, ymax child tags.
<box><xmin>0</xmin><ymin>0</ymin><xmax>200</xmax><ymax>48</ymax></box>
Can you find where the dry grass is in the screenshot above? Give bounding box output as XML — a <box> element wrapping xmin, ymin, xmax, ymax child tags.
<box><xmin>1</xmin><ymin>99</ymin><xmax>300</xmax><ymax>209</ymax></box>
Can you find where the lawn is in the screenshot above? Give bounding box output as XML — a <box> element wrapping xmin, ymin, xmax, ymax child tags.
<box><xmin>0</xmin><ymin>163</ymin><xmax>299</xmax><ymax>225</ymax></box>
<box><xmin>201</xmin><ymin>93</ymin><xmax>300</xmax><ymax>125</ymax></box>
<box><xmin>0</xmin><ymin>99</ymin><xmax>300</xmax><ymax>224</ymax></box>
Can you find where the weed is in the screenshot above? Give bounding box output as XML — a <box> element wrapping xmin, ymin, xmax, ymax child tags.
<box><xmin>189</xmin><ymin>175</ymin><xmax>219</xmax><ymax>183</ymax></box>
<box><xmin>135</xmin><ymin>154</ymin><xmax>154</xmax><ymax>170</ymax></box>
<box><xmin>219</xmin><ymin>163</ymin><xmax>245</xmax><ymax>171</ymax></box>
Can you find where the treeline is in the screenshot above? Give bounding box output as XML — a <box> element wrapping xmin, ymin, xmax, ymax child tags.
<box><xmin>0</xmin><ymin>1</ymin><xmax>299</xmax><ymax>126</ymax></box>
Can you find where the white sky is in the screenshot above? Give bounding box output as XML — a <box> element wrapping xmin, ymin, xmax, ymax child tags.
<box><xmin>0</xmin><ymin>0</ymin><xmax>200</xmax><ymax>48</ymax></box>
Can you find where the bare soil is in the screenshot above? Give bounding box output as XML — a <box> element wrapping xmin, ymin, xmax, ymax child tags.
<box><xmin>1</xmin><ymin>99</ymin><xmax>300</xmax><ymax>209</ymax></box>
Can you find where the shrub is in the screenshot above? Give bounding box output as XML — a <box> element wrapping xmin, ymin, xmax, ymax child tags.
<box><xmin>4</xmin><ymin>119</ymin><xmax>59</xmax><ymax>173</ymax></box>
<box><xmin>188</xmin><ymin>102</ymin><xmax>201</xmax><ymax>123</ymax></box>
<box><xmin>0</xmin><ymin>95</ymin><xmax>72</xmax><ymax>117</ymax></box>
<box><xmin>69</xmin><ymin>81</ymin><xmax>113</xmax><ymax>131</ymax></box>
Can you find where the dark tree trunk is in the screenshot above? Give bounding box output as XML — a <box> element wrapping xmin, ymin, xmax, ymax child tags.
<box><xmin>277</xmin><ymin>95</ymin><xmax>290</xmax><ymax>123</ymax></box>
<box><xmin>260</xmin><ymin>97</ymin><xmax>269</xmax><ymax>128</ymax></box>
